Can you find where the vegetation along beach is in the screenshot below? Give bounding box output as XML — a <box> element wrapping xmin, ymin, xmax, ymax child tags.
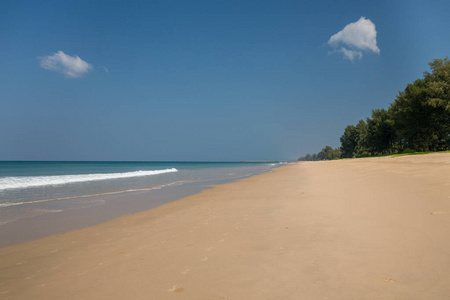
<box><xmin>1</xmin><ymin>1</ymin><xmax>450</xmax><ymax>299</ymax></box>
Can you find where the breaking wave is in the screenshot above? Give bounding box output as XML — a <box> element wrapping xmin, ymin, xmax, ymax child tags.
<box><xmin>0</xmin><ymin>168</ymin><xmax>178</xmax><ymax>191</ymax></box>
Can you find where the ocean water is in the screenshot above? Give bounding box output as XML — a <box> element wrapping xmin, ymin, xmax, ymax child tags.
<box><xmin>0</xmin><ymin>161</ymin><xmax>281</xmax><ymax>226</ymax></box>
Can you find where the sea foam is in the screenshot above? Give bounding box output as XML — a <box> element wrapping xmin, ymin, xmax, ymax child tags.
<box><xmin>0</xmin><ymin>168</ymin><xmax>178</xmax><ymax>191</ymax></box>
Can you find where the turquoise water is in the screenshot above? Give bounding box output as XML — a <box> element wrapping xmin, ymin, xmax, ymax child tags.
<box><xmin>0</xmin><ymin>161</ymin><xmax>280</xmax><ymax>225</ymax></box>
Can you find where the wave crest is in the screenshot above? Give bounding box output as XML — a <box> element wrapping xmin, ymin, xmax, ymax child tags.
<box><xmin>0</xmin><ymin>168</ymin><xmax>178</xmax><ymax>191</ymax></box>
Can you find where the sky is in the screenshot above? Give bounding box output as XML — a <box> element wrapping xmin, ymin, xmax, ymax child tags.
<box><xmin>1</xmin><ymin>0</ymin><xmax>450</xmax><ymax>161</ymax></box>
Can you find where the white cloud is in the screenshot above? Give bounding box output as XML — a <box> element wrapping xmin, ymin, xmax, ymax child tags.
<box><xmin>99</xmin><ymin>66</ymin><xmax>109</xmax><ymax>74</ymax></box>
<box><xmin>336</xmin><ymin>47</ymin><xmax>363</xmax><ymax>62</ymax></box>
<box><xmin>39</xmin><ymin>51</ymin><xmax>92</xmax><ymax>78</ymax></box>
<box><xmin>328</xmin><ymin>17</ymin><xmax>380</xmax><ymax>61</ymax></box>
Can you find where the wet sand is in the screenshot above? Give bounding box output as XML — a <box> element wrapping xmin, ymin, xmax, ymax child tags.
<box><xmin>0</xmin><ymin>181</ymin><xmax>211</xmax><ymax>247</ymax></box>
<box><xmin>1</xmin><ymin>153</ymin><xmax>449</xmax><ymax>299</ymax></box>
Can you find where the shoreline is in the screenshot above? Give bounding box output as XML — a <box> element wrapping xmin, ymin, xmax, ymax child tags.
<box><xmin>0</xmin><ymin>167</ymin><xmax>279</xmax><ymax>248</ymax></box>
<box><xmin>0</xmin><ymin>180</ymin><xmax>207</xmax><ymax>247</ymax></box>
<box><xmin>1</xmin><ymin>154</ymin><xmax>449</xmax><ymax>299</ymax></box>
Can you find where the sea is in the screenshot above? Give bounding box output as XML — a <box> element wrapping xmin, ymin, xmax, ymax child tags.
<box><xmin>0</xmin><ymin>161</ymin><xmax>282</xmax><ymax>229</ymax></box>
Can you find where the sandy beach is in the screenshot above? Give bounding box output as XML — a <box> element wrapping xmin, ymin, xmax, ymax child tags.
<box><xmin>1</xmin><ymin>153</ymin><xmax>449</xmax><ymax>299</ymax></box>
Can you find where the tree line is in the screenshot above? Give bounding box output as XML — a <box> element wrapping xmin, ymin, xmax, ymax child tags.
<box><xmin>299</xmin><ymin>57</ymin><xmax>450</xmax><ymax>161</ymax></box>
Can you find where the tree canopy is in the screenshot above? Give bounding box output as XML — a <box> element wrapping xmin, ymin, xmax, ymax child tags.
<box><xmin>299</xmin><ymin>57</ymin><xmax>450</xmax><ymax>161</ymax></box>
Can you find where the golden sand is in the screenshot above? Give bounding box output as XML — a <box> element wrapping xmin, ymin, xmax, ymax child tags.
<box><xmin>1</xmin><ymin>153</ymin><xmax>449</xmax><ymax>299</ymax></box>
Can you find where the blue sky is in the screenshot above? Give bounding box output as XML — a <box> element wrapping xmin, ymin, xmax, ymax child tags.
<box><xmin>1</xmin><ymin>0</ymin><xmax>449</xmax><ymax>161</ymax></box>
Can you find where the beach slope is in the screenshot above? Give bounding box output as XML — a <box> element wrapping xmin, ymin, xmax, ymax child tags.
<box><xmin>1</xmin><ymin>153</ymin><xmax>450</xmax><ymax>299</ymax></box>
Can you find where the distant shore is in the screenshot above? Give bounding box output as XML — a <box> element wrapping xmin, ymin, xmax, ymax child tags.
<box><xmin>1</xmin><ymin>153</ymin><xmax>449</xmax><ymax>299</ymax></box>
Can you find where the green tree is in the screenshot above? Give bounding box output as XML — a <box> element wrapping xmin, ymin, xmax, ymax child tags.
<box><xmin>365</xmin><ymin>109</ymin><xmax>396</xmax><ymax>155</ymax></box>
<box><xmin>332</xmin><ymin>57</ymin><xmax>450</xmax><ymax>160</ymax></box>
<box><xmin>318</xmin><ymin>146</ymin><xmax>341</xmax><ymax>160</ymax></box>
<box><xmin>340</xmin><ymin>125</ymin><xmax>359</xmax><ymax>158</ymax></box>
<box><xmin>355</xmin><ymin>119</ymin><xmax>369</xmax><ymax>156</ymax></box>
<box><xmin>390</xmin><ymin>58</ymin><xmax>450</xmax><ymax>151</ymax></box>
<box><xmin>317</xmin><ymin>146</ymin><xmax>330</xmax><ymax>160</ymax></box>
<box><xmin>328</xmin><ymin>148</ymin><xmax>342</xmax><ymax>160</ymax></box>
<box><xmin>340</xmin><ymin>119</ymin><xmax>370</xmax><ymax>158</ymax></box>
<box><xmin>423</xmin><ymin>57</ymin><xmax>450</xmax><ymax>149</ymax></box>
<box><xmin>391</xmin><ymin>79</ymin><xmax>441</xmax><ymax>151</ymax></box>
<box><xmin>298</xmin><ymin>153</ymin><xmax>316</xmax><ymax>161</ymax></box>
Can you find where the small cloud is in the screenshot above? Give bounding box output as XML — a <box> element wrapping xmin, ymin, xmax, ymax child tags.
<box><xmin>39</xmin><ymin>51</ymin><xmax>92</xmax><ymax>78</ymax></box>
<box><xmin>327</xmin><ymin>17</ymin><xmax>380</xmax><ymax>61</ymax></box>
<box><xmin>99</xmin><ymin>66</ymin><xmax>109</xmax><ymax>74</ymax></box>
<box><xmin>331</xmin><ymin>47</ymin><xmax>363</xmax><ymax>62</ymax></box>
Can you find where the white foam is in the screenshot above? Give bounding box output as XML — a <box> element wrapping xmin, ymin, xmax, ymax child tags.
<box><xmin>0</xmin><ymin>168</ymin><xmax>178</xmax><ymax>191</ymax></box>
<box><xmin>0</xmin><ymin>180</ymin><xmax>186</xmax><ymax>208</ymax></box>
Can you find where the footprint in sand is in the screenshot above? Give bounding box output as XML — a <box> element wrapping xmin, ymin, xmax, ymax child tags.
<box><xmin>429</xmin><ymin>211</ymin><xmax>450</xmax><ymax>215</ymax></box>
<box><xmin>206</xmin><ymin>247</ymin><xmax>213</xmax><ymax>251</ymax></box>
<box><xmin>218</xmin><ymin>239</ymin><xmax>225</xmax><ymax>243</ymax></box>
<box><xmin>384</xmin><ymin>278</ymin><xmax>397</xmax><ymax>283</ymax></box>
<box><xmin>202</xmin><ymin>257</ymin><xmax>208</xmax><ymax>261</ymax></box>
<box><xmin>181</xmin><ymin>269</ymin><xmax>189</xmax><ymax>275</ymax></box>
<box><xmin>167</xmin><ymin>285</ymin><xmax>185</xmax><ymax>293</ymax></box>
